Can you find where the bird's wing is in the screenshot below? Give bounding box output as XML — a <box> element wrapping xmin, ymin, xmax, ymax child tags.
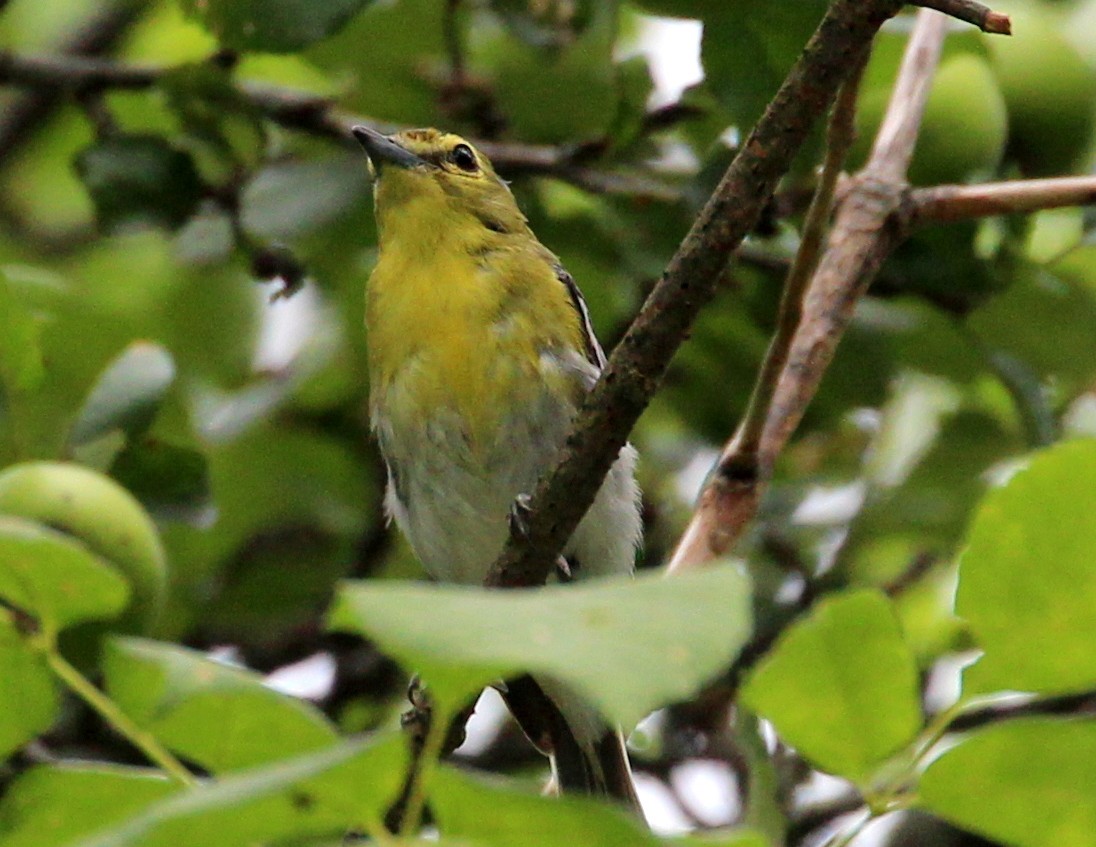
<box><xmin>553</xmin><ymin>264</ymin><xmax>607</xmax><ymax>370</ymax></box>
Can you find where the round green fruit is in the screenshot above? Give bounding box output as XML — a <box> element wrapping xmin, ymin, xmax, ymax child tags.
<box><xmin>908</xmin><ymin>54</ymin><xmax>1008</xmax><ymax>185</ymax></box>
<box><xmin>987</xmin><ymin>11</ymin><xmax>1096</xmax><ymax>175</ymax></box>
<box><xmin>853</xmin><ymin>52</ymin><xmax>1007</xmax><ymax>185</ymax></box>
<box><xmin>0</xmin><ymin>462</ymin><xmax>167</xmax><ymax>631</ymax></box>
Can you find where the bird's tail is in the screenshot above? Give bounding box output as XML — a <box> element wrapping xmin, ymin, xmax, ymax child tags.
<box><xmin>501</xmin><ymin>675</ymin><xmax>643</xmax><ymax>815</ymax></box>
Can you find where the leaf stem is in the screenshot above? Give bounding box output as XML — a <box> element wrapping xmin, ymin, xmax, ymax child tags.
<box><xmin>44</xmin><ymin>647</ymin><xmax>198</xmax><ymax>787</ymax></box>
<box><xmin>398</xmin><ymin>701</ymin><xmax>449</xmax><ymax>838</ymax></box>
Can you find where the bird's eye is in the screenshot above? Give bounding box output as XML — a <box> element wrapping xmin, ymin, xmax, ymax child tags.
<box><xmin>449</xmin><ymin>144</ymin><xmax>478</xmax><ymax>172</ymax></box>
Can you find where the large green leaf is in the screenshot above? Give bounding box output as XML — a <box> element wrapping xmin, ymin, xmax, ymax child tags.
<box><xmin>0</xmin><ymin>516</ymin><xmax>130</xmax><ymax>633</ymax></box>
<box><xmin>741</xmin><ymin>590</ymin><xmax>921</xmax><ymax>783</ymax></box>
<box><xmin>0</xmin><ymin>616</ymin><xmax>58</xmax><ymax>759</ymax></box>
<box><xmin>920</xmin><ymin>718</ymin><xmax>1096</xmax><ymax>847</ymax></box>
<box><xmin>0</xmin><ymin>764</ymin><xmax>177</xmax><ymax>847</ymax></box>
<box><xmin>432</xmin><ymin>765</ymin><xmax>660</xmax><ymax>846</ymax></box>
<box><xmin>69</xmin><ymin>735</ymin><xmax>405</xmax><ymax>847</ymax></box>
<box><xmin>103</xmin><ymin>637</ymin><xmax>339</xmax><ymax>773</ymax></box>
<box><xmin>328</xmin><ymin>567</ymin><xmax>752</xmax><ymax>727</ymax></box>
<box><xmin>957</xmin><ymin>439</ymin><xmax>1096</xmax><ymax>696</ymax></box>
<box><xmin>74</xmin><ymin>136</ymin><xmax>204</xmax><ymax>233</ymax></box>
<box><xmin>179</xmin><ymin>0</ymin><xmax>373</xmax><ymax>52</ymax></box>
<box><xmin>68</xmin><ymin>342</ymin><xmax>175</xmax><ymax>448</ymax></box>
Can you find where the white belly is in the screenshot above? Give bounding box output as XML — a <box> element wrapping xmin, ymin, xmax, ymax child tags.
<box><xmin>374</xmin><ymin>371</ymin><xmax>640</xmax><ymax>586</ymax></box>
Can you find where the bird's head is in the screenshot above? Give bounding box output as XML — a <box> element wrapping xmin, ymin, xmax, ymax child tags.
<box><xmin>352</xmin><ymin>126</ymin><xmax>529</xmax><ymax>244</ymax></box>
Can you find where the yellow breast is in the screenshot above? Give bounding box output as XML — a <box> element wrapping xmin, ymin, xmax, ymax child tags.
<box><xmin>366</xmin><ymin>226</ymin><xmax>586</xmax><ymax>451</ymax></box>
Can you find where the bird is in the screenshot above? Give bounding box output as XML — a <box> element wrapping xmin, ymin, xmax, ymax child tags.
<box><xmin>353</xmin><ymin>125</ymin><xmax>643</xmax><ymax>811</ymax></box>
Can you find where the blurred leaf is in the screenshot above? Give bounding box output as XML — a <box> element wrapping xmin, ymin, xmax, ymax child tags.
<box><xmin>968</xmin><ymin>266</ymin><xmax>1096</xmax><ymax>392</ymax></box>
<box><xmin>0</xmin><ymin>764</ymin><xmax>177</xmax><ymax>847</ymax></box>
<box><xmin>864</xmin><ymin>372</ymin><xmax>961</xmax><ymax>490</ymax></box>
<box><xmin>240</xmin><ymin>156</ymin><xmax>369</xmax><ymax>242</ymax></box>
<box><xmin>68</xmin><ymin>342</ymin><xmax>176</xmax><ymax>448</ymax></box>
<box><xmin>958</xmin><ymin>439</ymin><xmax>1096</xmax><ymax>696</ymax></box>
<box><xmin>159</xmin><ymin>63</ymin><xmax>267</xmax><ymax>183</ymax></box>
<box><xmin>741</xmin><ymin>590</ymin><xmax>921</xmax><ymax>783</ymax></box>
<box><xmin>103</xmin><ymin>637</ymin><xmax>339</xmax><ymax>773</ymax></box>
<box><xmin>109</xmin><ymin>438</ymin><xmax>212</xmax><ymax>523</ymax></box>
<box><xmin>306</xmin><ymin>0</ymin><xmax>446</xmax><ymax>126</ymax></box>
<box><xmin>473</xmin><ymin>0</ymin><xmax>620</xmax><ymax>142</ymax></box>
<box><xmin>179</xmin><ymin>0</ymin><xmax>374</xmax><ymax>52</ymax></box>
<box><xmin>69</xmin><ymin>735</ymin><xmax>405</xmax><ymax>847</ymax></box>
<box><xmin>74</xmin><ymin>136</ymin><xmax>204</xmax><ymax>233</ymax></box>
<box><xmin>0</xmin><ymin>516</ymin><xmax>130</xmax><ymax>633</ymax></box>
<box><xmin>668</xmin><ymin>833</ymin><xmax>770</xmax><ymax>847</ymax></box>
<box><xmin>432</xmin><ymin>765</ymin><xmax>661</xmax><ymax>847</ymax></box>
<box><xmin>0</xmin><ymin>616</ymin><xmax>58</xmax><ymax>759</ymax></box>
<box><xmin>489</xmin><ymin>0</ymin><xmax>595</xmax><ymax>49</ymax></box>
<box><xmin>921</xmin><ymin>718</ymin><xmax>1096</xmax><ymax>847</ymax></box>
<box><xmin>0</xmin><ymin>270</ymin><xmax>45</xmax><ymax>395</ymax></box>
<box><xmin>329</xmin><ymin>566</ymin><xmax>753</xmax><ymax>726</ymax></box>
<box><xmin>701</xmin><ymin>2</ymin><xmax>826</xmax><ymax>130</ymax></box>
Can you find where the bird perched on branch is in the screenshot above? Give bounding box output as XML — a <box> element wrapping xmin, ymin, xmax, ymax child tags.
<box><xmin>353</xmin><ymin>125</ymin><xmax>642</xmax><ymax>811</ymax></box>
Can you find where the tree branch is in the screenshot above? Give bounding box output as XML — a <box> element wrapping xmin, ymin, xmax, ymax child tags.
<box><xmin>667</xmin><ymin>49</ymin><xmax>868</xmax><ymax>574</ymax></box>
<box><xmin>0</xmin><ymin>51</ymin><xmax>679</xmax><ymax>202</ymax></box>
<box><xmin>910</xmin><ymin>175</ymin><xmax>1096</xmax><ymax>222</ymax></box>
<box><xmin>667</xmin><ymin>9</ymin><xmax>950</xmax><ymax>574</ymax></box>
<box><xmin>911</xmin><ymin>0</ymin><xmax>1011</xmax><ymax>33</ymax></box>
<box><xmin>0</xmin><ymin>2</ymin><xmax>145</xmax><ymax>160</ymax></box>
<box><xmin>484</xmin><ymin>0</ymin><xmax>908</xmax><ymax>588</ymax></box>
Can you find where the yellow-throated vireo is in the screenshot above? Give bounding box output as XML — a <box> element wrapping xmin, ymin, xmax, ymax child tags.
<box><xmin>353</xmin><ymin>125</ymin><xmax>643</xmax><ymax>811</ymax></box>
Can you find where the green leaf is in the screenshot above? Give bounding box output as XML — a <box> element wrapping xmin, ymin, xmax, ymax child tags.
<box><xmin>74</xmin><ymin>135</ymin><xmax>204</xmax><ymax>232</ymax></box>
<box><xmin>478</xmin><ymin>1</ymin><xmax>620</xmax><ymax>142</ymax></box>
<box><xmin>69</xmin><ymin>735</ymin><xmax>405</xmax><ymax>847</ymax></box>
<box><xmin>489</xmin><ymin>0</ymin><xmax>596</xmax><ymax>49</ymax></box>
<box><xmin>108</xmin><ymin>438</ymin><xmax>211</xmax><ymax>523</ymax></box>
<box><xmin>0</xmin><ymin>516</ymin><xmax>130</xmax><ymax>632</ymax></box>
<box><xmin>0</xmin><ymin>764</ymin><xmax>177</xmax><ymax>847</ymax></box>
<box><xmin>701</xmin><ymin>2</ymin><xmax>827</xmax><ymax>131</ymax></box>
<box><xmin>103</xmin><ymin>637</ymin><xmax>339</xmax><ymax>773</ymax></box>
<box><xmin>741</xmin><ymin>590</ymin><xmax>921</xmax><ymax>783</ymax></box>
<box><xmin>68</xmin><ymin>342</ymin><xmax>176</xmax><ymax>448</ymax></box>
<box><xmin>921</xmin><ymin>717</ymin><xmax>1096</xmax><ymax>847</ymax></box>
<box><xmin>0</xmin><ymin>616</ymin><xmax>58</xmax><ymax>759</ymax></box>
<box><xmin>328</xmin><ymin>567</ymin><xmax>753</xmax><ymax>728</ymax></box>
<box><xmin>667</xmin><ymin>833</ymin><xmax>770</xmax><ymax>847</ymax></box>
<box><xmin>179</xmin><ymin>0</ymin><xmax>374</xmax><ymax>52</ymax></box>
<box><xmin>0</xmin><ymin>270</ymin><xmax>45</xmax><ymax>395</ymax></box>
<box><xmin>432</xmin><ymin>765</ymin><xmax>661</xmax><ymax>847</ymax></box>
<box><xmin>957</xmin><ymin>439</ymin><xmax>1096</xmax><ymax>696</ymax></box>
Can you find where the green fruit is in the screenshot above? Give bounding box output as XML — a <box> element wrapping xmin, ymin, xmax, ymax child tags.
<box><xmin>853</xmin><ymin>52</ymin><xmax>1007</xmax><ymax>185</ymax></box>
<box><xmin>908</xmin><ymin>54</ymin><xmax>1008</xmax><ymax>185</ymax></box>
<box><xmin>0</xmin><ymin>462</ymin><xmax>167</xmax><ymax>631</ymax></box>
<box><xmin>987</xmin><ymin>11</ymin><xmax>1096</xmax><ymax>175</ymax></box>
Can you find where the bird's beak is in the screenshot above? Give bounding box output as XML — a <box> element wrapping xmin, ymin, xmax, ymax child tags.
<box><xmin>352</xmin><ymin>126</ymin><xmax>426</xmax><ymax>171</ymax></box>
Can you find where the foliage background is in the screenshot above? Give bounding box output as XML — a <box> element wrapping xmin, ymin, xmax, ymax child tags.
<box><xmin>2</xmin><ymin>0</ymin><xmax>1096</xmax><ymax>845</ymax></box>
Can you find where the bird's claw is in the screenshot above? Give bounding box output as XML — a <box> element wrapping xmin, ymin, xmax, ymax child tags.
<box><xmin>508</xmin><ymin>493</ymin><xmax>534</xmax><ymax>541</ymax></box>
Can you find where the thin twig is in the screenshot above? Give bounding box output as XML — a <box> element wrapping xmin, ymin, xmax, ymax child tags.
<box><xmin>910</xmin><ymin>175</ymin><xmax>1096</xmax><ymax>222</ymax></box>
<box><xmin>443</xmin><ymin>0</ymin><xmax>466</xmax><ymax>89</ymax></box>
<box><xmin>759</xmin><ymin>9</ymin><xmax>949</xmax><ymax>468</ymax></box>
<box><xmin>910</xmin><ymin>0</ymin><xmax>1011</xmax><ymax>33</ymax></box>
<box><xmin>45</xmin><ymin>649</ymin><xmax>197</xmax><ymax>787</ymax></box>
<box><xmin>0</xmin><ymin>2</ymin><xmax>145</xmax><ymax>161</ymax></box>
<box><xmin>667</xmin><ymin>49</ymin><xmax>868</xmax><ymax>573</ymax></box>
<box><xmin>0</xmin><ymin>52</ymin><xmax>679</xmax><ymax>201</ymax></box>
